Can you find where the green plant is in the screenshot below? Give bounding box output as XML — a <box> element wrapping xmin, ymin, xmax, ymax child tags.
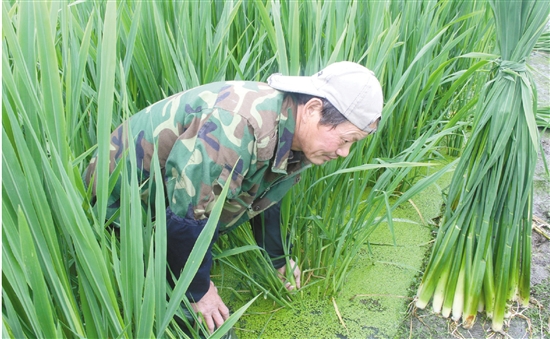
<box><xmin>415</xmin><ymin>0</ymin><xmax>550</xmax><ymax>331</ymax></box>
<box><xmin>2</xmin><ymin>2</ymin><xmax>254</xmax><ymax>337</ymax></box>
<box><xmin>3</xmin><ymin>0</ymin><xmax>521</xmax><ymax>337</ymax></box>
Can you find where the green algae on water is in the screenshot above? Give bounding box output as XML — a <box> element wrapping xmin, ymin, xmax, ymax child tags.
<box><xmin>215</xmin><ymin>170</ymin><xmax>454</xmax><ymax>338</ymax></box>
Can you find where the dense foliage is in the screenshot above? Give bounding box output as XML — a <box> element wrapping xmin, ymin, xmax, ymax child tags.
<box><xmin>2</xmin><ymin>1</ymin><xmax>546</xmax><ymax>337</ymax></box>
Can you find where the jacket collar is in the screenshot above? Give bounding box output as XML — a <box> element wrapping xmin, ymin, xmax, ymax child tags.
<box><xmin>272</xmin><ymin>95</ymin><xmax>311</xmax><ymax>173</ymax></box>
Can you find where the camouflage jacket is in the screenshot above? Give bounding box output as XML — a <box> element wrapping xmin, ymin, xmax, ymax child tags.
<box><xmin>86</xmin><ymin>81</ymin><xmax>311</xmax><ymax>300</ymax></box>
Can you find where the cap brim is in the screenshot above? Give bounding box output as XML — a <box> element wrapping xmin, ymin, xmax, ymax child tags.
<box><xmin>267</xmin><ymin>73</ymin><xmax>326</xmax><ymax>98</ymax></box>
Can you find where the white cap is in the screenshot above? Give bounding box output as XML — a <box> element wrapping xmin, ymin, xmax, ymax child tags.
<box><xmin>267</xmin><ymin>61</ymin><xmax>383</xmax><ymax>133</ymax></box>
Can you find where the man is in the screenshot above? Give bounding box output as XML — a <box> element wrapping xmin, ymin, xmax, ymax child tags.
<box><xmin>85</xmin><ymin>61</ymin><xmax>383</xmax><ymax>333</ymax></box>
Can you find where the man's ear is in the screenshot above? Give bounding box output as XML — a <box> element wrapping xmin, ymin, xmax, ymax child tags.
<box><xmin>303</xmin><ymin>98</ymin><xmax>323</xmax><ymax>120</ymax></box>
<box><xmin>367</xmin><ymin>117</ymin><xmax>381</xmax><ymax>134</ymax></box>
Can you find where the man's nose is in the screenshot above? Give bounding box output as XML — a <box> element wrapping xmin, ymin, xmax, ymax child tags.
<box><xmin>336</xmin><ymin>145</ymin><xmax>351</xmax><ymax>158</ymax></box>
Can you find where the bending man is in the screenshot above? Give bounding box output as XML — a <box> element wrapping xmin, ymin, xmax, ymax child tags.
<box><xmin>85</xmin><ymin>61</ymin><xmax>384</xmax><ymax>333</ymax></box>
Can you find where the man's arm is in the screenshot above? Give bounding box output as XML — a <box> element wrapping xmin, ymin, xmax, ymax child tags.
<box><xmin>166</xmin><ymin>207</ymin><xmax>229</xmax><ymax>333</ymax></box>
<box><xmin>165</xmin><ymin>207</ymin><xmax>217</xmax><ymax>300</ymax></box>
<box><xmin>250</xmin><ymin>201</ymin><xmax>287</xmax><ymax>269</ymax></box>
<box><xmin>250</xmin><ymin>201</ymin><xmax>301</xmax><ymax>290</ymax></box>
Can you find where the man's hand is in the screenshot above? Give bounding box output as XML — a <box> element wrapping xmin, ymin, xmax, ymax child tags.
<box><xmin>277</xmin><ymin>258</ymin><xmax>301</xmax><ymax>291</ymax></box>
<box><xmin>191</xmin><ymin>281</ymin><xmax>230</xmax><ymax>333</ymax></box>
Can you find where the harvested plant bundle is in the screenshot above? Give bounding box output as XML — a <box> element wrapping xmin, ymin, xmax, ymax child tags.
<box><xmin>415</xmin><ymin>0</ymin><xmax>550</xmax><ymax>332</ymax></box>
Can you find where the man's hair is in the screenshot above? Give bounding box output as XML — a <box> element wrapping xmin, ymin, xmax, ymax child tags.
<box><xmin>293</xmin><ymin>93</ymin><xmax>349</xmax><ymax>129</ymax></box>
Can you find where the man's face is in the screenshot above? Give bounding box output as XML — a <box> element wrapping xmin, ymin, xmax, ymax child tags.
<box><xmin>295</xmin><ymin>103</ymin><xmax>370</xmax><ymax>165</ymax></box>
<box><xmin>302</xmin><ymin>121</ymin><xmax>368</xmax><ymax>165</ymax></box>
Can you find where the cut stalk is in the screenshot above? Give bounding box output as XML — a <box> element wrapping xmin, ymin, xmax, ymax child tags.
<box><xmin>431</xmin><ymin>257</ymin><xmax>452</xmax><ymax>314</ymax></box>
<box><xmin>462</xmin><ymin>212</ymin><xmax>479</xmax><ymax>328</ymax></box>
<box><xmin>416</xmin><ymin>0</ymin><xmax>549</xmax><ymax>331</ymax></box>
<box><xmin>451</xmin><ymin>252</ymin><xmax>466</xmax><ymax>322</ymax></box>
<box><xmin>483</xmin><ymin>243</ymin><xmax>495</xmax><ymax>319</ymax></box>
<box><xmin>442</xmin><ymin>213</ymin><xmax>471</xmax><ymax>318</ymax></box>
